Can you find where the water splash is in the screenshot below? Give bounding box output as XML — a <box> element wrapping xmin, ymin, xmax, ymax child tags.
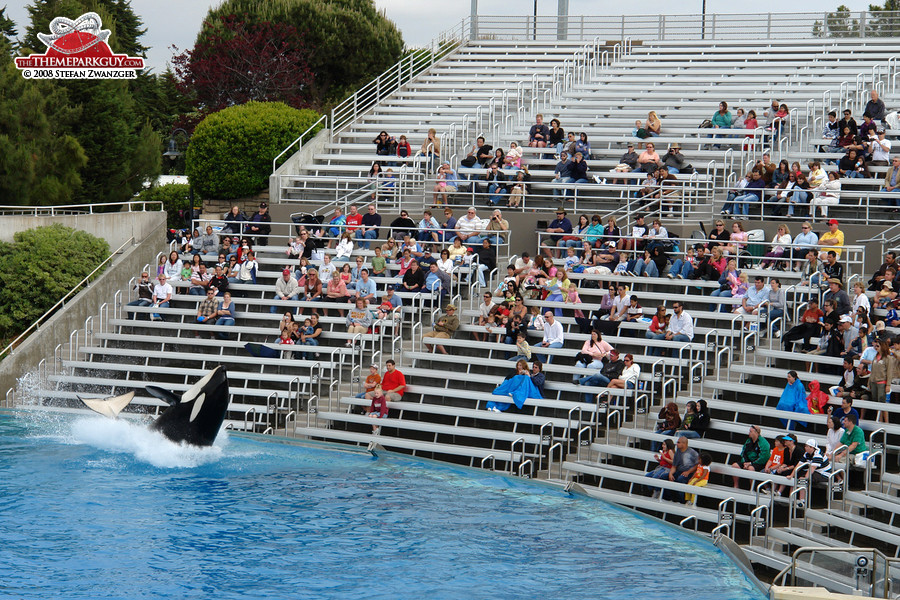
<box><xmin>66</xmin><ymin>416</ymin><xmax>227</xmax><ymax>469</ymax></box>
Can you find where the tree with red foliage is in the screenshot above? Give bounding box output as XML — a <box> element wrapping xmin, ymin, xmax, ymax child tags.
<box><xmin>172</xmin><ymin>15</ymin><xmax>312</xmax><ymax>112</ymax></box>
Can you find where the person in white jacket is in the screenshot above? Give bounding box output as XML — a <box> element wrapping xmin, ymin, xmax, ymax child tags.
<box><xmin>811</xmin><ymin>171</ymin><xmax>841</xmax><ymax>219</ymax></box>
<box><xmin>335</xmin><ymin>232</ymin><xmax>354</xmax><ymax>260</ymax></box>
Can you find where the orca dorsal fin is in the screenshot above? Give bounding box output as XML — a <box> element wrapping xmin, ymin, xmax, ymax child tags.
<box><xmin>145</xmin><ymin>386</ymin><xmax>181</xmax><ymax>406</ymax></box>
<box><xmin>79</xmin><ymin>392</ymin><xmax>135</xmax><ymax>419</ymax></box>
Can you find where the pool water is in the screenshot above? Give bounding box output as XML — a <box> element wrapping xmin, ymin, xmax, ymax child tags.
<box><xmin>0</xmin><ymin>411</ymin><xmax>766</xmax><ymax>600</ymax></box>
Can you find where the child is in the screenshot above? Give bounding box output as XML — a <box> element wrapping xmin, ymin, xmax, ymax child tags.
<box><xmin>646</xmin><ymin>438</ymin><xmax>676</xmax><ymax>498</ymax></box>
<box><xmin>509</xmin><ymin>330</ymin><xmax>532</xmax><ymax>362</ymax></box>
<box><xmin>371</xmin><ymin>246</ymin><xmax>387</xmax><ymax>276</ymax></box>
<box><xmin>340</xmin><ymin>263</ymin><xmax>352</xmax><ymax>285</ymax></box>
<box><xmin>613</xmin><ymin>252</ymin><xmax>629</xmax><ymax>276</ymax></box>
<box><xmin>397</xmin><ymin>249</ymin><xmax>413</xmax><ymax>275</ymax></box>
<box><xmin>335</xmin><ymin>232</ymin><xmax>354</xmax><ymax>261</ymax></box>
<box><xmin>319</xmin><ymin>254</ymin><xmax>336</xmax><ymax>282</ymax></box>
<box><xmin>357</xmin><ymin>364</ymin><xmax>381</xmax><ymax>399</ymax></box>
<box><xmin>686</xmin><ymin>452</ymin><xmax>712</xmax><ymax>505</ymax></box>
<box><xmin>366</xmin><ymin>384</ymin><xmax>389</xmax><ymax>434</ymax></box>
<box><xmin>278</xmin><ymin>329</ymin><xmax>294</xmax><ymax>345</ymax></box>
<box><xmin>563</xmin><ymin>246</ymin><xmax>581</xmax><ymax>271</ymax></box>
<box><xmin>300</xmin><ymin>318</ymin><xmax>314</xmax><ymax>338</ymax></box>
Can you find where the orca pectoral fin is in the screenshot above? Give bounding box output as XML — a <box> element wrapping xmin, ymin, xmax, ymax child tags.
<box><xmin>145</xmin><ymin>386</ymin><xmax>180</xmax><ymax>406</ymax></box>
<box><xmin>78</xmin><ymin>391</ymin><xmax>135</xmax><ymax>419</ymax></box>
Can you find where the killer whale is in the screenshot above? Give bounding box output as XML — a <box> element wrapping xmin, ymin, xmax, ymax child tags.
<box><xmin>78</xmin><ymin>366</ymin><xmax>230</xmax><ymax>447</ymax></box>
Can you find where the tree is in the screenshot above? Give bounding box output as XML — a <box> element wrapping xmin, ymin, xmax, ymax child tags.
<box><xmin>172</xmin><ymin>15</ymin><xmax>312</xmax><ymax>112</ymax></box>
<box><xmin>0</xmin><ymin>51</ymin><xmax>87</xmax><ymax>205</ymax></box>
<box><xmin>185</xmin><ymin>101</ymin><xmax>322</xmax><ymax>199</ymax></box>
<box><xmin>866</xmin><ymin>1</ymin><xmax>900</xmax><ymax>36</ymax></box>
<box><xmin>21</xmin><ymin>0</ymin><xmax>161</xmax><ymax>204</ymax></box>
<box><xmin>0</xmin><ymin>224</ymin><xmax>109</xmax><ymax>341</ymax></box>
<box><xmin>0</xmin><ymin>7</ymin><xmax>17</xmax><ymax>55</ymax></box>
<box><xmin>134</xmin><ymin>183</ymin><xmax>192</xmax><ymax>228</ymax></box>
<box><xmin>197</xmin><ymin>0</ymin><xmax>404</xmax><ymax>106</ymax></box>
<box><xmin>812</xmin><ymin>5</ymin><xmax>860</xmax><ymax>37</ymax></box>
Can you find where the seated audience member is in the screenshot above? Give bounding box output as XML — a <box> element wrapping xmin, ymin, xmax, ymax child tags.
<box><xmin>538</xmin><ymin>311</ymin><xmax>564</xmax><ymax>364</ymax></box>
<box><xmin>636</xmin><ymin>142</ymin><xmax>661</xmax><ymax>173</ymax></box>
<box><xmin>823</xmin><ymin>278</ymin><xmax>851</xmax><ymax>316</ymax></box>
<box><xmin>270</xmin><ymin>269</ymin><xmax>300</xmax><ymax>313</ymax></box>
<box><xmin>685</xmin><ymin>452</ymin><xmax>712</xmax><ymax>506</ymax></box>
<box><xmin>663</xmin><ymin>436</ymin><xmax>699</xmax><ymax>504</ymax></box>
<box><xmin>730</xmin><ymin>425</ymin><xmax>771</xmax><ymax>488</ymax></box>
<box><xmin>783</xmin><ymin>298</ymin><xmax>822</xmax><ymax>351</ymax></box>
<box><xmin>365</xmin><ymin>384</ymin><xmax>389</xmax><ymax>434</ymax></box>
<box><xmin>376</xmin><ymin>287</ymin><xmax>402</xmax><ymax>321</ymax></box>
<box><xmin>213</xmin><ymin>291</ymin><xmax>236</xmax><ymax>339</ymax></box>
<box><xmin>127</xmin><ymin>271</ymin><xmax>154</xmax><ymax>319</ymax></box>
<box><xmin>791</xmin><ymin>439</ymin><xmax>832</xmax><ymax>506</ymax></box>
<box><xmin>346</xmin><ymin>298</ymin><xmax>373</xmax><ymax>343</ymax></box>
<box><xmin>528</xmin><ymin>114</ymin><xmax>550</xmax><ymax>148</ymax></box>
<box><xmin>423</xmin><ymin>304</ymin><xmax>459</xmax><ymax>354</ymax></box>
<box><xmin>485</xmin><ymin>359</ymin><xmax>543</xmax><ymax>413</ymax></box>
<box><xmin>573</xmin><ymin>330</ymin><xmax>613</xmax><ymax>379</ymax></box>
<box><xmin>645</xmin><ymin>438</ymin><xmax>676</xmax><ymax>484</ymax></box>
<box><xmin>195</xmin><ymin>288</ymin><xmax>219</xmax><ymax>336</ymax></box>
<box><xmin>150</xmin><ymin>275</ymin><xmax>173</xmax><ymax>321</ymax></box>
<box><xmin>652</xmin><ymin>402</ymin><xmax>681</xmax><ymax>451</ymax></box>
<box><xmin>366</xmin><ymin>359</ymin><xmax>404</xmax><ymax>404</ymax></box>
<box><xmin>577</xmin><ymin>349</ymin><xmax>625</xmax><ymax>401</ymax></box>
<box><xmin>776</xmin><ymin>370</ymin><xmax>811</xmax><ymax>429</ymax></box>
<box><xmin>609</xmin><ymin>353</ymin><xmax>640</xmax><ymax>389</ymax></box>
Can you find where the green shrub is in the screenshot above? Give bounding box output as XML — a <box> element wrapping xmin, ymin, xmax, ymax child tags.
<box><xmin>0</xmin><ymin>224</ymin><xmax>110</xmax><ymax>341</ymax></box>
<box><xmin>135</xmin><ymin>184</ymin><xmax>193</xmax><ymax>228</ymax></box>
<box><xmin>186</xmin><ymin>101</ymin><xmax>322</xmax><ymax>199</ymax></box>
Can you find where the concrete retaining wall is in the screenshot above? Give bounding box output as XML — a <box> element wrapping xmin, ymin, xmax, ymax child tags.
<box><xmin>0</xmin><ymin>210</ymin><xmax>163</xmax><ymax>248</ymax></box>
<box><xmin>0</xmin><ymin>213</ymin><xmax>166</xmax><ymax>403</ymax></box>
<box><xmin>269</xmin><ymin>128</ymin><xmax>331</xmax><ymax>202</ymax></box>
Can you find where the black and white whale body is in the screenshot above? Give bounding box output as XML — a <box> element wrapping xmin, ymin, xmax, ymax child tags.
<box><xmin>78</xmin><ymin>366</ymin><xmax>230</xmax><ymax>447</ymax></box>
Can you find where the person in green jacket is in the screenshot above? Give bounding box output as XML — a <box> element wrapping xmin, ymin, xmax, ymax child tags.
<box><xmin>712</xmin><ymin>101</ymin><xmax>733</xmax><ymax>129</ymax></box>
<box><xmin>731</xmin><ymin>424</ymin><xmax>771</xmax><ymax>488</ymax></box>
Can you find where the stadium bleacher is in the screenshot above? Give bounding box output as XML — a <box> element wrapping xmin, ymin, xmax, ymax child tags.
<box><xmin>16</xmin><ymin>12</ymin><xmax>900</xmax><ymax>594</ymax></box>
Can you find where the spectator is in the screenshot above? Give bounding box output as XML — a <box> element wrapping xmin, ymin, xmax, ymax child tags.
<box><xmin>764</xmin><ymin>278</ymin><xmax>787</xmax><ymax>337</ymax></box>
<box><xmin>188</xmin><ymin>263</ymin><xmax>211</xmax><ymax>296</ymax></box>
<box><xmin>485</xmin><ymin>359</ymin><xmax>543</xmax><ymax>413</ymax></box>
<box><xmin>573</xmin><ymin>330</ymin><xmax>613</xmax><ymax>379</ymax></box>
<box><xmin>126</xmin><ymin>271</ymin><xmax>154</xmax><ymax>319</ymax></box>
<box><xmin>792</xmin><ymin>224</ymin><xmax>818</xmax><ymax>269</ymax></box>
<box><xmin>824</xmin><ymin>415</ymin><xmax>846</xmax><ymax>461</ymax></box>
<box><xmin>666</xmin><ymin>301</ymin><xmax>694</xmax><ymax>343</ymax></box>
<box><xmin>661</xmin><ymin>143</ymin><xmax>686</xmax><ymax>174</ymax></box>
<box><xmin>538</xmin><ymin>311</ymin><xmax>564</xmax><ymax>364</ymax></box>
<box><xmin>807</xmin><ymin>379</ymin><xmax>830</xmax><ymax>415</ymax></box>
<box><xmin>150</xmin><ymin>275</ymin><xmax>172</xmax><ymax>321</ymax></box>
<box><xmin>356</xmin><ymin>364</ymin><xmax>382</xmax><ymax>399</ymax></box>
<box><xmin>792</xmin><ymin>439</ymin><xmax>832</xmax><ymax>507</ymax></box>
<box><xmin>432</xmin><ymin>163</ymin><xmax>459</xmax><ymax>206</ymax></box>
<box><xmin>685</xmin><ymin>452</ymin><xmax>712</xmax><ymax>506</ymax></box>
<box><xmin>425</xmin><ymin>262</ymin><xmax>450</xmax><ymax>299</ymax></box>
<box><xmin>762</xmin><ymin>435</ymin><xmax>786</xmax><ymax>475</ymax></box>
<box><xmin>471</xmin><ymin>238</ymin><xmax>497</xmax><ymax>288</ymax></box>
<box><xmin>270</xmin><ymin>269</ymin><xmax>300</xmax><ymax>313</ymax></box>
<box><xmin>401</xmin><ymin>260</ymin><xmax>426</xmax><ymax>292</ymax></box>
<box><xmin>645</xmin><ymin>438</ymin><xmax>676</xmax><ymax>486</ymax></box>
<box><xmin>355</xmin><ymin>204</ymin><xmax>381</xmax><ymax>250</ymax></box>
<box><xmin>346</xmin><ymin>297</ymin><xmax>373</xmax><ymax>342</ymax></box>
<box><xmin>863</xmin><ymin>89</ymin><xmax>887</xmax><ymax>124</ymax></box>
<box><xmin>759</xmin><ymin>224</ymin><xmax>793</xmax><ymax>270</ymax></box>
<box><xmin>636</xmin><ymin>142</ymin><xmax>661</xmax><ymax>173</ymax></box>
<box><xmin>462</xmin><ymin>135</ymin><xmax>493</xmax><ymax>168</ymax></box>
<box><xmin>838</xmin><ymin>108</ymin><xmax>858</xmax><ymax>137</ymax></box>
<box><xmin>711</xmin><ymin>100</ymin><xmax>733</xmax><ymax>130</ymax></box>
<box><xmin>548</xmin><ymin>118</ymin><xmax>566</xmax><ymax>154</ymax></box>
<box><xmin>882</xmin><ymin>157</ymin><xmax>900</xmax><ymax>210</ymax></box>
<box><xmin>196</xmin><ymin>225</ymin><xmax>218</xmax><ymax>258</ymax></box>
<box><xmin>376</xmin><ymin>286</ymin><xmax>402</xmax><ymax>322</ymax></box>
<box><xmin>373</xmin><ymin>131</ymin><xmax>395</xmax><ymax>156</ymax></box>
<box><xmin>389</xmin><ymin>209</ymin><xmax>416</xmax><ymax>240</ymax></box>
<box><xmin>609</xmin><ymin>353</ymin><xmax>640</xmax><ymax>389</ymax></box>
<box><xmin>424</xmin><ymin>304</ymin><xmax>459</xmax><ymax>354</ymax></box>
<box><xmin>553</xmin><ymin>152</ymin><xmax>573</xmax><ymax>198</ymax></box>
<box><xmin>528</xmin><ymin>114</ymin><xmax>550</xmax><ymax>148</ymax></box>
<box><xmin>420</xmin><ymin>128</ymin><xmax>441</xmax><ymax>173</ymax></box>
<box><xmin>541</xmin><ymin>209</ymin><xmax>573</xmax><ymax>259</ymax></box>
<box><xmin>417</xmin><ymin>210</ymin><xmax>441</xmax><ymax>243</ymax></box>
<box><xmin>776</xmin><ymin>370</ymin><xmax>810</xmax><ymax>429</ymax></box>
<box><xmin>344</xmin><ymin>205</ymin><xmax>362</xmax><ymax>236</ymax></box>
<box><xmin>577</xmin><ymin>349</ymin><xmax>625</xmax><ymax>400</ymax></box>
<box><xmin>195</xmin><ymin>288</ymin><xmax>219</xmax><ymax>334</ymax></box>
<box><xmin>223</xmin><ymin>205</ymin><xmax>246</xmax><ymax>234</ymax></box>
<box><xmin>298</xmin><ymin>268</ymin><xmax>322</xmax><ymax>315</ymax></box>
<box><xmin>730</xmin><ymin>170</ymin><xmax>766</xmax><ymax>217</ymax></box>
<box><xmin>162</xmin><ymin>250</ymin><xmax>183</xmax><ymax>281</ymax></box>
<box><xmin>456</xmin><ymin>207</ymin><xmax>487</xmax><ymax>245</ymax></box>
<box><xmin>351</xmin><ymin>269</ymin><xmax>377</xmax><ymax>306</ymax></box>
<box><xmin>244</xmin><ymin>202</ymin><xmax>271</xmax><ymax>246</ymax></box>
<box><xmin>369</xmin><ymin>359</ymin><xmax>405</xmax><ymax>403</ymax></box>
<box><xmin>208</xmin><ymin>265</ymin><xmax>229</xmax><ymax>297</ymax></box>
<box><xmin>645</xmin><ymin>305</ymin><xmax>668</xmax><ymax>350</ymax></box>
<box><xmin>299</xmin><ymin>313</ymin><xmax>322</xmax><ymax>358</ymax></box>
<box><xmin>734</xmin><ymin>276</ymin><xmax>770</xmax><ymax>320</ymax></box>
<box><xmin>652</xmin><ymin>402</ymin><xmax>682</xmax><ymax>451</ymax></box>
<box><xmin>664</xmin><ymin>436</ymin><xmax>699</xmax><ymax>503</ymax></box>
<box><xmin>823</xmin><ymin>278</ymin><xmax>851</xmax><ymax>316</ymax></box>
<box><xmin>565</xmin><ymin>151</ymin><xmax>589</xmax><ymax>185</ymax></box>
<box><xmin>395</xmin><ymin>135</ymin><xmax>412</xmax><ymax>159</ymax></box>
<box><xmin>811</xmin><ymin>172</ymin><xmax>841</xmax><ymax>219</ymax></box>
<box><xmin>838</xmin><ymin>148</ymin><xmax>870</xmax><ymax>179</ymax></box>
<box><xmin>213</xmin><ymin>291</ymin><xmax>236</xmax><ymax>339</ymax></box>
<box><xmin>833</xmin><ymin>413</ymin><xmax>869</xmax><ymax>470</ymax></box>
<box><xmin>730</xmin><ymin>425</ymin><xmax>771</xmax><ymax>488</ymax></box>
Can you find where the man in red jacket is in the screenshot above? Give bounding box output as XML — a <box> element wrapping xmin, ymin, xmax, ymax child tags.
<box><xmin>368</xmin><ymin>359</ymin><xmax>405</xmax><ymax>403</ymax></box>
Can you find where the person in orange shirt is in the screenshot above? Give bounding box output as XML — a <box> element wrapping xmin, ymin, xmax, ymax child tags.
<box><xmin>686</xmin><ymin>452</ymin><xmax>712</xmax><ymax>505</ymax></box>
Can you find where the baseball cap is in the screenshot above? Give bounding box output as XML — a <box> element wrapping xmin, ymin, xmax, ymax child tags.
<box><xmin>839</xmin><ymin>314</ymin><xmax>852</xmax><ymax>323</ymax></box>
<box><xmin>827</xmin><ymin>218</ymin><xmax>839</xmax><ymax>225</ymax></box>
<box><xmin>283</xmin><ymin>268</ymin><xmax>292</xmax><ymax>276</ymax></box>
<box><xmin>805</xmin><ymin>439</ymin><xmax>818</xmax><ymax>450</ymax></box>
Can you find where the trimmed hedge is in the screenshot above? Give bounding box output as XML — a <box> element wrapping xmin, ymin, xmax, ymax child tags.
<box><xmin>186</xmin><ymin>101</ymin><xmax>322</xmax><ymax>199</ymax></box>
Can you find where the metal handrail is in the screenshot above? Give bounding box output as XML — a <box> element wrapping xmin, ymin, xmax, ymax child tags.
<box><xmin>680</xmin><ymin>515</ymin><xmax>698</xmax><ymax>532</ymax></box>
<box><xmin>510</xmin><ymin>437</ymin><xmax>525</xmax><ymax>474</ymax></box>
<box><xmin>0</xmin><ymin>236</ymin><xmax>134</xmax><ymax>361</ymax></box>
<box><xmin>0</xmin><ymin>200</ymin><xmax>163</xmax><ymax>215</ymax></box>
<box><xmin>480</xmin><ymin>454</ymin><xmax>496</xmax><ymax>471</ymax></box>
<box><xmin>272</xmin><ymin>114</ymin><xmax>328</xmax><ymax>173</ymax></box>
<box><xmin>546</xmin><ymin>442</ymin><xmax>564</xmax><ymax>480</ymax></box>
<box><xmin>518</xmin><ymin>459</ymin><xmax>533</xmax><ymax>478</ymax></box>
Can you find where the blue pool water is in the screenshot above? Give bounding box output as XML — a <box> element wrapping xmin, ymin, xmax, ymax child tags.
<box><xmin>0</xmin><ymin>411</ymin><xmax>766</xmax><ymax>600</ymax></box>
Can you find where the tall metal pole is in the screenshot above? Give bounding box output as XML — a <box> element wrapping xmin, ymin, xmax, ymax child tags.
<box><xmin>701</xmin><ymin>0</ymin><xmax>707</xmax><ymax>39</ymax></box>
<box><xmin>533</xmin><ymin>0</ymin><xmax>538</xmax><ymax>40</ymax></box>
